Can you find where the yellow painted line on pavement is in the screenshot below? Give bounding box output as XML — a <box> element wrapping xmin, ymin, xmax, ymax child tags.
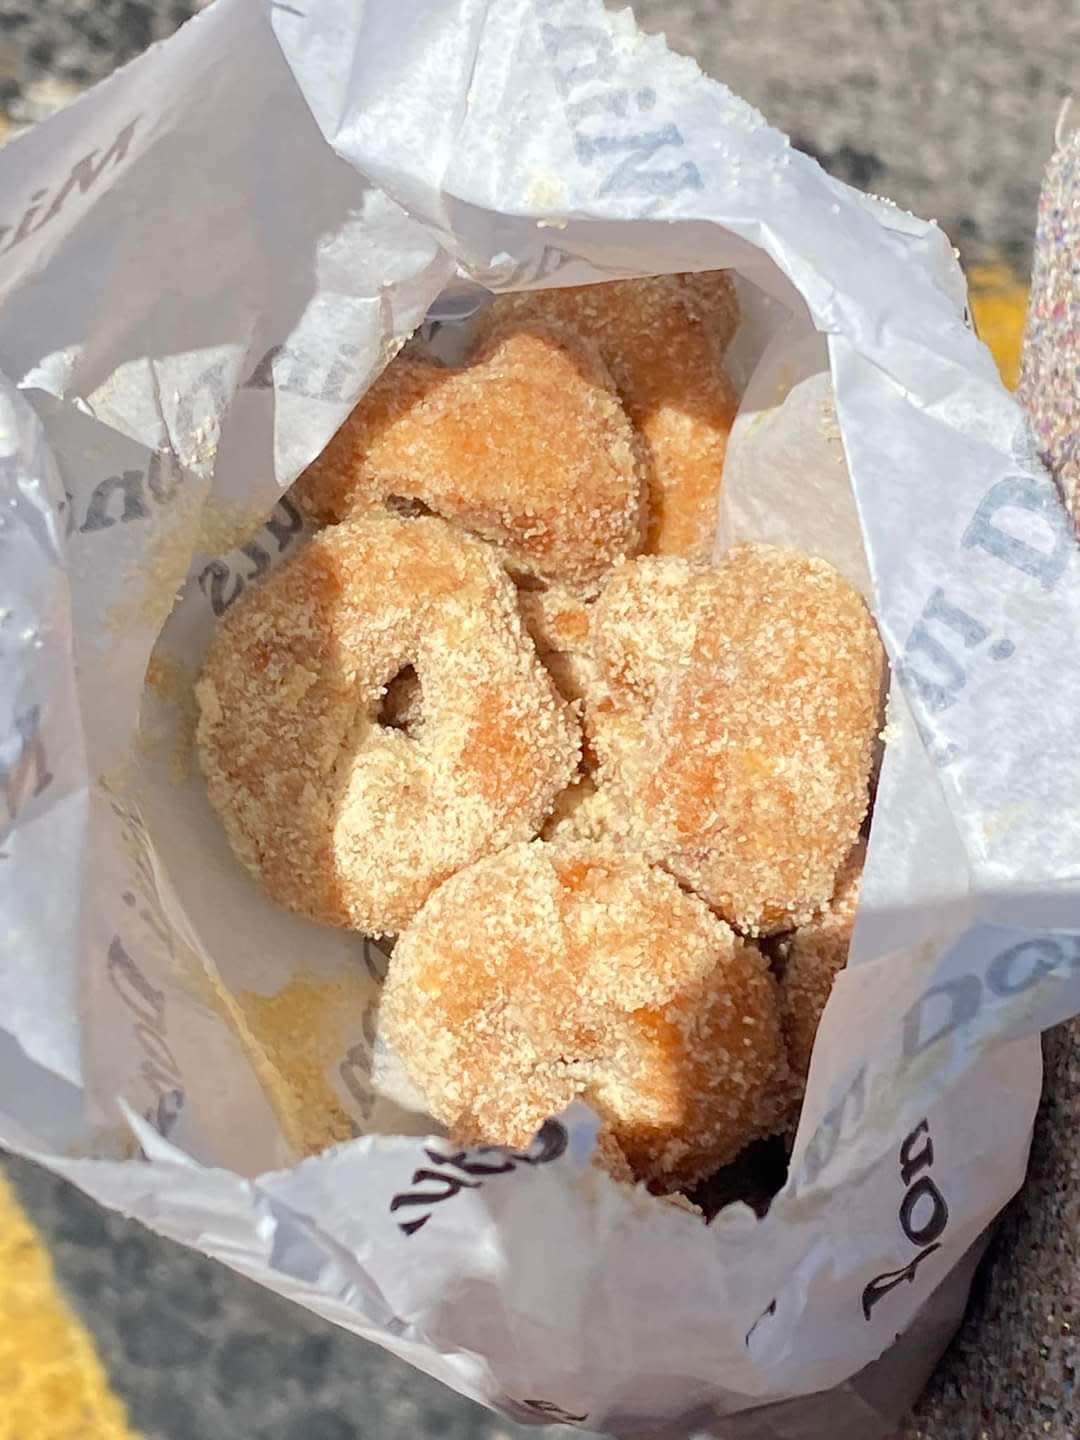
<box><xmin>968</xmin><ymin>260</ymin><xmax>1029</xmax><ymax>390</ymax></box>
<box><xmin>0</xmin><ymin>1171</ymin><xmax>138</xmax><ymax>1440</ymax></box>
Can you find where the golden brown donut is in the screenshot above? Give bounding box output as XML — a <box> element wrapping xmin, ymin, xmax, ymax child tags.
<box><xmin>292</xmin><ymin>328</ymin><xmax>645</xmax><ymax>591</ymax></box>
<box><xmin>779</xmin><ymin>840</ymin><xmax>865</xmax><ymax>1086</ymax></box>
<box><xmin>195</xmin><ymin>510</ymin><xmax>580</xmax><ymax>934</ymax></box>
<box><xmin>380</xmin><ymin>841</ymin><xmax>788</xmax><ymax>1189</ymax></box>
<box><xmin>590</xmin><ymin>547</ymin><xmax>884</xmax><ymax>934</ymax></box>
<box><xmin>473</xmin><ymin>271</ymin><xmax>739</xmax><ymax>560</ymax></box>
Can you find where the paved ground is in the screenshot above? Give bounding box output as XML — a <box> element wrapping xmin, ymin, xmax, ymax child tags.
<box><xmin>0</xmin><ymin>2</ymin><xmax>1075</xmax><ymax>1438</ymax></box>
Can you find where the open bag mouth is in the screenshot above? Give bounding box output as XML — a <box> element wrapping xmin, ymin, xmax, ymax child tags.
<box><xmin>0</xmin><ymin>0</ymin><xmax>1078</xmax><ymax>1432</ymax></box>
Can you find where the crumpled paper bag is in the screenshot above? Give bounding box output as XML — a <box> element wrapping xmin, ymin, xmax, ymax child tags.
<box><xmin>1</xmin><ymin>1</ymin><xmax>1077</xmax><ymax>1436</ymax></box>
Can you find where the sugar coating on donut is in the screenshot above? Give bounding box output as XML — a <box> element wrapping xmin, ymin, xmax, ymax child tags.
<box><xmin>379</xmin><ymin>585</ymin><xmax>599</xmax><ymax>744</ymax></box>
<box><xmin>589</xmin><ymin>555</ymin><xmax>715</xmax><ymax>700</ymax></box>
<box><xmin>591</xmin><ymin>546</ymin><xmax>884</xmax><ymax>934</ymax></box>
<box><xmin>292</xmin><ymin>327</ymin><xmax>646</xmax><ymax>591</ymax></box>
<box><xmin>517</xmin><ymin>584</ymin><xmax>593</xmax><ymax>655</ymax></box>
<box><xmin>474</xmin><ymin>271</ymin><xmax>739</xmax><ymax>560</ymax></box>
<box><xmin>195</xmin><ymin>511</ymin><xmax>581</xmax><ymax>935</ymax></box>
<box><xmin>779</xmin><ymin>840</ymin><xmax>865</xmax><ymax>1086</ymax></box>
<box><xmin>380</xmin><ymin>841</ymin><xmax>788</xmax><ymax>1188</ymax></box>
<box><xmin>379</xmin><ymin>582</ymin><xmax>615</xmax><ymax>786</ymax></box>
<box><xmin>516</xmin><ymin>585</ymin><xmax>604</xmax><ymax>759</ymax></box>
<box><xmin>539</xmin><ymin>773</ymin><xmax>635</xmax><ymax>846</ymax></box>
<box><xmin>517</xmin><ymin>585</ymin><xmax>642</xmax><ymax>840</ymax></box>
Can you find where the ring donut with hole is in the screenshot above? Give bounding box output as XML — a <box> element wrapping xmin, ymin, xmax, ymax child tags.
<box><xmin>195</xmin><ymin>510</ymin><xmax>581</xmax><ymax>934</ymax></box>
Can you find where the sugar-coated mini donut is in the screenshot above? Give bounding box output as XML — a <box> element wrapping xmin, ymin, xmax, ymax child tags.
<box><xmin>293</xmin><ymin>327</ymin><xmax>645</xmax><ymax>591</ymax></box>
<box><xmin>380</xmin><ymin>842</ymin><xmax>788</xmax><ymax>1189</ymax></box>
<box><xmin>591</xmin><ymin>547</ymin><xmax>884</xmax><ymax>934</ymax></box>
<box><xmin>474</xmin><ymin>271</ymin><xmax>739</xmax><ymax>560</ymax></box>
<box><xmin>779</xmin><ymin>841</ymin><xmax>865</xmax><ymax>1086</ymax></box>
<box><xmin>195</xmin><ymin>511</ymin><xmax>580</xmax><ymax>935</ymax></box>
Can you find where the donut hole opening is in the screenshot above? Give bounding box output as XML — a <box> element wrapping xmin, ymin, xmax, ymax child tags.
<box><xmin>379</xmin><ymin>665</ymin><xmax>424</xmax><ymax>737</ymax></box>
<box><xmin>384</xmin><ymin>494</ymin><xmax>435</xmax><ymax>519</ymax></box>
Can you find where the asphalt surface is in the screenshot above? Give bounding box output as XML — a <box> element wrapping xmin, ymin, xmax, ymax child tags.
<box><xmin>1</xmin><ymin>2</ymin><xmax>1078</xmax><ymax>1439</ymax></box>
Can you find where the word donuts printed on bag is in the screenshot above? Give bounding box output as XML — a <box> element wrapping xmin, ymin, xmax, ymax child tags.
<box><xmin>0</xmin><ymin>117</ymin><xmax>139</xmax><ymax>258</ymax></box>
<box><xmin>65</xmin><ymin>450</ymin><xmax>185</xmax><ymax>539</ymax></box>
<box><xmin>243</xmin><ymin>339</ymin><xmax>366</xmax><ymax>405</ymax></box>
<box><xmin>101</xmin><ymin>787</ymin><xmax>187</xmax><ymax>1138</ymax></box>
<box><xmin>107</xmin><ymin>934</ymin><xmax>185</xmax><ymax>1141</ymax></box>
<box><xmin>900</xmin><ymin>457</ymin><xmax>1076</xmax><ymax>768</ymax></box>
<box><xmin>862</xmin><ymin>1118</ymin><xmax>948</xmax><ymax>1320</ymax></box>
<box><xmin>389</xmin><ymin>1118</ymin><xmax>568</xmax><ymax>1236</ymax></box>
<box><xmin>534</xmin><ymin>0</ymin><xmax>703</xmax><ymax>203</ymax></box>
<box><xmin>903</xmin><ymin>930</ymin><xmax>1080</xmax><ymax>1058</ymax></box>
<box><xmin>793</xmin><ymin>927</ymin><xmax>1075</xmax><ymax>1202</ymax></box>
<box><xmin>196</xmin><ymin>496</ymin><xmax>304</xmax><ymax>617</ymax></box>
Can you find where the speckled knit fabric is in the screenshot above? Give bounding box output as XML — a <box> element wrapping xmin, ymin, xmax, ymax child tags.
<box><xmin>1020</xmin><ymin>109</ymin><xmax>1080</xmax><ymax>521</ymax></box>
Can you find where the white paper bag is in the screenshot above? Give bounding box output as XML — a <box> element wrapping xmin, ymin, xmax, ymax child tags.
<box><xmin>1</xmin><ymin>1</ymin><xmax>1075</xmax><ymax>1435</ymax></box>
